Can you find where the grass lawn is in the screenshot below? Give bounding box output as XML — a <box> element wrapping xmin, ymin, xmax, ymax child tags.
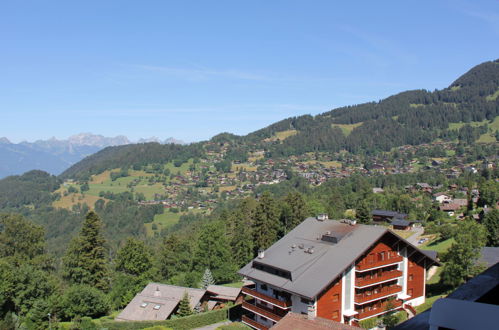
<box><xmin>221</xmin><ymin>281</ymin><xmax>244</xmax><ymax>288</ymax></box>
<box><xmin>219</xmin><ymin>185</ymin><xmax>237</xmax><ymax>192</ymax></box>
<box><xmin>164</xmin><ymin>159</ymin><xmax>193</xmax><ymax>175</ymax></box>
<box><xmin>415</xmin><ymin>294</ymin><xmax>445</xmax><ymax>314</ymax></box>
<box><xmin>53</xmin><ymin>192</ymin><xmax>107</xmax><ymax>210</ymax></box>
<box><xmin>392</xmin><ymin>229</ymin><xmax>414</xmax><ymax>239</ymax></box>
<box><xmin>153</xmin><ymin>211</ymin><xmax>182</xmax><ymax>227</ymax></box>
<box><xmin>421</xmin><ymin>237</ymin><xmax>455</xmax><ymax>254</ymax></box>
<box><xmin>448</xmin><ymin>119</ymin><xmax>490</xmax><ymax>130</ymax></box>
<box><xmin>331</xmin><ymin>122</ymin><xmax>363</xmax><ymax>136</ymax></box>
<box><xmin>486</xmin><ymin>89</ymin><xmax>499</xmax><ymax>101</ymax></box>
<box><xmin>217</xmin><ymin>323</ymin><xmax>250</xmax><ymax>330</ymax></box>
<box><xmin>263</xmin><ymin>130</ymin><xmax>298</xmax><ymax>142</ymax></box>
<box><xmin>232</xmin><ymin>163</ymin><xmax>258</xmax><ymax>172</ymax></box>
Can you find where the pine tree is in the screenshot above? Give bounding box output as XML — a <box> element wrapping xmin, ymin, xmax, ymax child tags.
<box><xmin>62</xmin><ymin>211</ymin><xmax>110</xmax><ymax>291</ymax></box>
<box><xmin>253</xmin><ymin>192</ymin><xmax>280</xmax><ymax>253</ymax></box>
<box><xmin>282</xmin><ymin>192</ymin><xmax>309</xmax><ymax>233</ymax></box>
<box><xmin>193</xmin><ymin>221</ymin><xmax>236</xmax><ymax>283</ymax></box>
<box><xmin>115</xmin><ymin>237</ymin><xmax>153</xmax><ymax>276</ymax></box>
<box><xmin>201</xmin><ymin>268</ymin><xmax>215</xmax><ymax>289</ymax></box>
<box><xmin>159</xmin><ymin>234</ymin><xmax>192</xmax><ymax>280</ymax></box>
<box><xmin>176</xmin><ymin>291</ymin><xmax>193</xmax><ymax>317</ymax></box>
<box><xmin>228</xmin><ymin>198</ymin><xmax>257</xmax><ymax>267</ymax></box>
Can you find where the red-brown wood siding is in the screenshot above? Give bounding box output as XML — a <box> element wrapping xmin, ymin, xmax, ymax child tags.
<box><xmin>356</xmin><ymin>239</ymin><xmax>400</xmax><ymax>270</ymax></box>
<box><xmin>317</xmin><ymin>277</ymin><xmax>342</xmax><ymax>322</ymax></box>
<box><xmin>406</xmin><ymin>259</ymin><xmax>425</xmax><ymax>299</ymax></box>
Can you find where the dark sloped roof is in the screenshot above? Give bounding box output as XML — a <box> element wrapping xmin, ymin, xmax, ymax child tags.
<box><xmin>239</xmin><ymin>218</ymin><xmax>438</xmax><ymax>299</ymax></box>
<box><xmin>391</xmin><ymin>218</ymin><xmax>411</xmax><ymax>227</ymax></box>
<box><xmin>372</xmin><ymin>209</ymin><xmax>408</xmax><ymax>218</ymax></box>
<box><xmin>477</xmin><ymin>247</ymin><xmax>499</xmax><ymax>268</ymax></box>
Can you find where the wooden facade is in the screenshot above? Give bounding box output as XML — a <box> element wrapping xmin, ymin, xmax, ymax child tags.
<box><xmin>317</xmin><ymin>278</ymin><xmax>342</xmax><ymax>322</ymax></box>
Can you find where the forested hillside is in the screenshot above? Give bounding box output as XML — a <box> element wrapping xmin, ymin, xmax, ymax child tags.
<box><xmin>61</xmin><ymin>60</ymin><xmax>499</xmax><ymax>179</ymax></box>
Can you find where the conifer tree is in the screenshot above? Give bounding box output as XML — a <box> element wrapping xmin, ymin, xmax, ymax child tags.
<box><xmin>62</xmin><ymin>211</ymin><xmax>110</xmax><ymax>291</ymax></box>
<box><xmin>176</xmin><ymin>291</ymin><xmax>193</xmax><ymax>317</ymax></box>
<box><xmin>253</xmin><ymin>192</ymin><xmax>280</xmax><ymax>253</ymax></box>
<box><xmin>193</xmin><ymin>221</ymin><xmax>236</xmax><ymax>283</ymax></box>
<box><xmin>115</xmin><ymin>237</ymin><xmax>153</xmax><ymax>276</ymax></box>
<box><xmin>282</xmin><ymin>192</ymin><xmax>309</xmax><ymax>233</ymax></box>
<box><xmin>201</xmin><ymin>268</ymin><xmax>215</xmax><ymax>289</ymax></box>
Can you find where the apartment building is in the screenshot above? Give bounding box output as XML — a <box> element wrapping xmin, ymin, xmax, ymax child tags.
<box><xmin>238</xmin><ymin>217</ymin><xmax>439</xmax><ymax>329</ymax></box>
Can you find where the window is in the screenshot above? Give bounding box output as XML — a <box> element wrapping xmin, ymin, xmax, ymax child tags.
<box><xmin>409</xmin><ymin>274</ymin><xmax>414</xmax><ymax>281</ymax></box>
<box><xmin>408</xmin><ymin>289</ymin><xmax>413</xmax><ymax>296</ymax></box>
<box><xmin>140</xmin><ymin>302</ymin><xmax>148</xmax><ymax>308</ymax></box>
<box><xmin>333</xmin><ymin>294</ymin><xmax>339</xmax><ymax>302</ymax></box>
<box><xmin>261</xmin><ymin>284</ymin><xmax>268</xmax><ymax>291</ymax></box>
<box><xmin>409</xmin><ymin>261</ymin><xmax>414</xmax><ymax>268</ymax></box>
<box><xmin>368</xmin><ymin>253</ymin><xmax>375</xmax><ymax>263</ymax></box>
<box><xmin>332</xmin><ymin>310</ymin><xmax>339</xmax><ymax>319</ymax></box>
<box><xmin>260</xmin><ymin>316</ymin><xmax>267</xmax><ymax>321</ymax></box>
<box><xmin>380</xmin><ymin>251</ymin><xmax>385</xmax><ymax>261</ymax></box>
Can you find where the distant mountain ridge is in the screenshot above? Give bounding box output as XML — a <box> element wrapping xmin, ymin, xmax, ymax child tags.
<box><xmin>60</xmin><ymin>59</ymin><xmax>499</xmax><ymax>180</ymax></box>
<box><xmin>0</xmin><ymin>133</ymin><xmax>184</xmax><ymax>178</ymax></box>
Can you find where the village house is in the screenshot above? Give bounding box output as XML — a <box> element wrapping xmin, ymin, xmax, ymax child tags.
<box><xmin>238</xmin><ymin>217</ymin><xmax>439</xmax><ymax>328</ymax></box>
<box><xmin>433</xmin><ymin>192</ymin><xmax>451</xmax><ymax>204</ymax></box>
<box><xmin>116</xmin><ymin>283</ymin><xmax>242</xmax><ymax>322</ymax></box>
<box><xmin>371</xmin><ymin>210</ymin><xmax>408</xmax><ymax>223</ymax></box>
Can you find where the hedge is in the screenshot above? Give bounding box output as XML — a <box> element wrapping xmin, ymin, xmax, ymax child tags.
<box><xmin>100</xmin><ymin>307</ymin><xmax>228</xmax><ymax>330</ymax></box>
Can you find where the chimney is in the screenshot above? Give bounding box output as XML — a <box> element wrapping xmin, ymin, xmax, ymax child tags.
<box><xmin>154</xmin><ymin>286</ymin><xmax>160</xmax><ymax>297</ymax></box>
<box><xmin>258</xmin><ymin>249</ymin><xmax>265</xmax><ymax>259</ymax></box>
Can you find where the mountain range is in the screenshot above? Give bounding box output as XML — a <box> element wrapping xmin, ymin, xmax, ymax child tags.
<box><xmin>0</xmin><ymin>133</ymin><xmax>184</xmax><ymax>178</ymax></box>
<box><xmin>61</xmin><ymin>59</ymin><xmax>499</xmax><ymax>180</ymax></box>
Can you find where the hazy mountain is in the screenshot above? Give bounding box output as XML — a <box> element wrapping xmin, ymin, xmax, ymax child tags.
<box><xmin>0</xmin><ymin>133</ymin><xmax>184</xmax><ymax>178</ymax></box>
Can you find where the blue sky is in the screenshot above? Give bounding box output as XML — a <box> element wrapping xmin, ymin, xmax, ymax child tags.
<box><xmin>1</xmin><ymin>0</ymin><xmax>498</xmax><ymax>143</ymax></box>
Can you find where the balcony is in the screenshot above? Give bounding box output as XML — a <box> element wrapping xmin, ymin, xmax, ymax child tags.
<box><xmin>355</xmin><ymin>285</ymin><xmax>402</xmax><ymax>304</ymax></box>
<box><xmin>356</xmin><ymin>299</ymin><xmax>403</xmax><ymax>320</ymax></box>
<box><xmin>355</xmin><ymin>270</ymin><xmax>403</xmax><ymax>288</ymax></box>
<box><xmin>241</xmin><ymin>315</ymin><xmax>270</xmax><ymax>330</ymax></box>
<box><xmin>242</xmin><ymin>301</ymin><xmax>287</xmax><ymax>322</ymax></box>
<box><xmin>242</xmin><ymin>287</ymin><xmax>292</xmax><ymax>309</ymax></box>
<box><xmin>356</xmin><ymin>256</ymin><xmax>403</xmax><ymax>271</ymax></box>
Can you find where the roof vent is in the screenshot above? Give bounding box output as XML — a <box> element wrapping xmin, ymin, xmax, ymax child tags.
<box><xmin>316</xmin><ymin>214</ymin><xmax>328</xmax><ymax>221</ymax></box>
<box><xmin>154</xmin><ymin>287</ymin><xmax>160</xmax><ymax>297</ymax></box>
<box><xmin>298</xmin><ymin>243</ymin><xmax>305</xmax><ymax>249</ymax></box>
<box><xmin>321</xmin><ymin>233</ymin><xmax>339</xmax><ymax>244</ymax></box>
<box><xmin>258</xmin><ymin>249</ymin><xmax>265</xmax><ymax>259</ymax></box>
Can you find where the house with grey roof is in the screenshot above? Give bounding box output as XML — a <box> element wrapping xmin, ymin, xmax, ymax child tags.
<box><xmin>238</xmin><ymin>217</ymin><xmax>439</xmax><ymax>329</ymax></box>
<box><xmin>115</xmin><ymin>283</ymin><xmax>206</xmax><ymax>322</ymax></box>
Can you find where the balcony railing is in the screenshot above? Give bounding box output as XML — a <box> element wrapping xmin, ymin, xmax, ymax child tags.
<box><xmin>241</xmin><ymin>315</ymin><xmax>270</xmax><ymax>330</ymax></box>
<box><xmin>356</xmin><ymin>299</ymin><xmax>403</xmax><ymax>320</ymax></box>
<box><xmin>356</xmin><ymin>256</ymin><xmax>403</xmax><ymax>271</ymax></box>
<box><xmin>355</xmin><ymin>270</ymin><xmax>403</xmax><ymax>288</ymax></box>
<box><xmin>242</xmin><ymin>301</ymin><xmax>286</xmax><ymax>322</ymax></box>
<box><xmin>242</xmin><ymin>287</ymin><xmax>292</xmax><ymax>309</ymax></box>
<box><xmin>355</xmin><ymin>285</ymin><xmax>402</xmax><ymax>304</ymax></box>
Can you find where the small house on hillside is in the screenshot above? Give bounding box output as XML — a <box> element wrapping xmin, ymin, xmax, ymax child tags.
<box><xmin>391</xmin><ymin>219</ymin><xmax>420</xmax><ymax>231</ymax></box>
<box><xmin>433</xmin><ymin>192</ymin><xmax>451</xmax><ymax>204</ymax></box>
<box><xmin>116</xmin><ymin>283</ymin><xmax>242</xmax><ymax>322</ymax></box>
<box><xmin>372</xmin><ymin>209</ymin><xmax>408</xmax><ymax>222</ymax></box>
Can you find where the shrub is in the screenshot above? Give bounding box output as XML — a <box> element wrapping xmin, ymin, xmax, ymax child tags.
<box><xmin>56</xmin><ymin>285</ymin><xmax>110</xmax><ymax>321</ymax></box>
